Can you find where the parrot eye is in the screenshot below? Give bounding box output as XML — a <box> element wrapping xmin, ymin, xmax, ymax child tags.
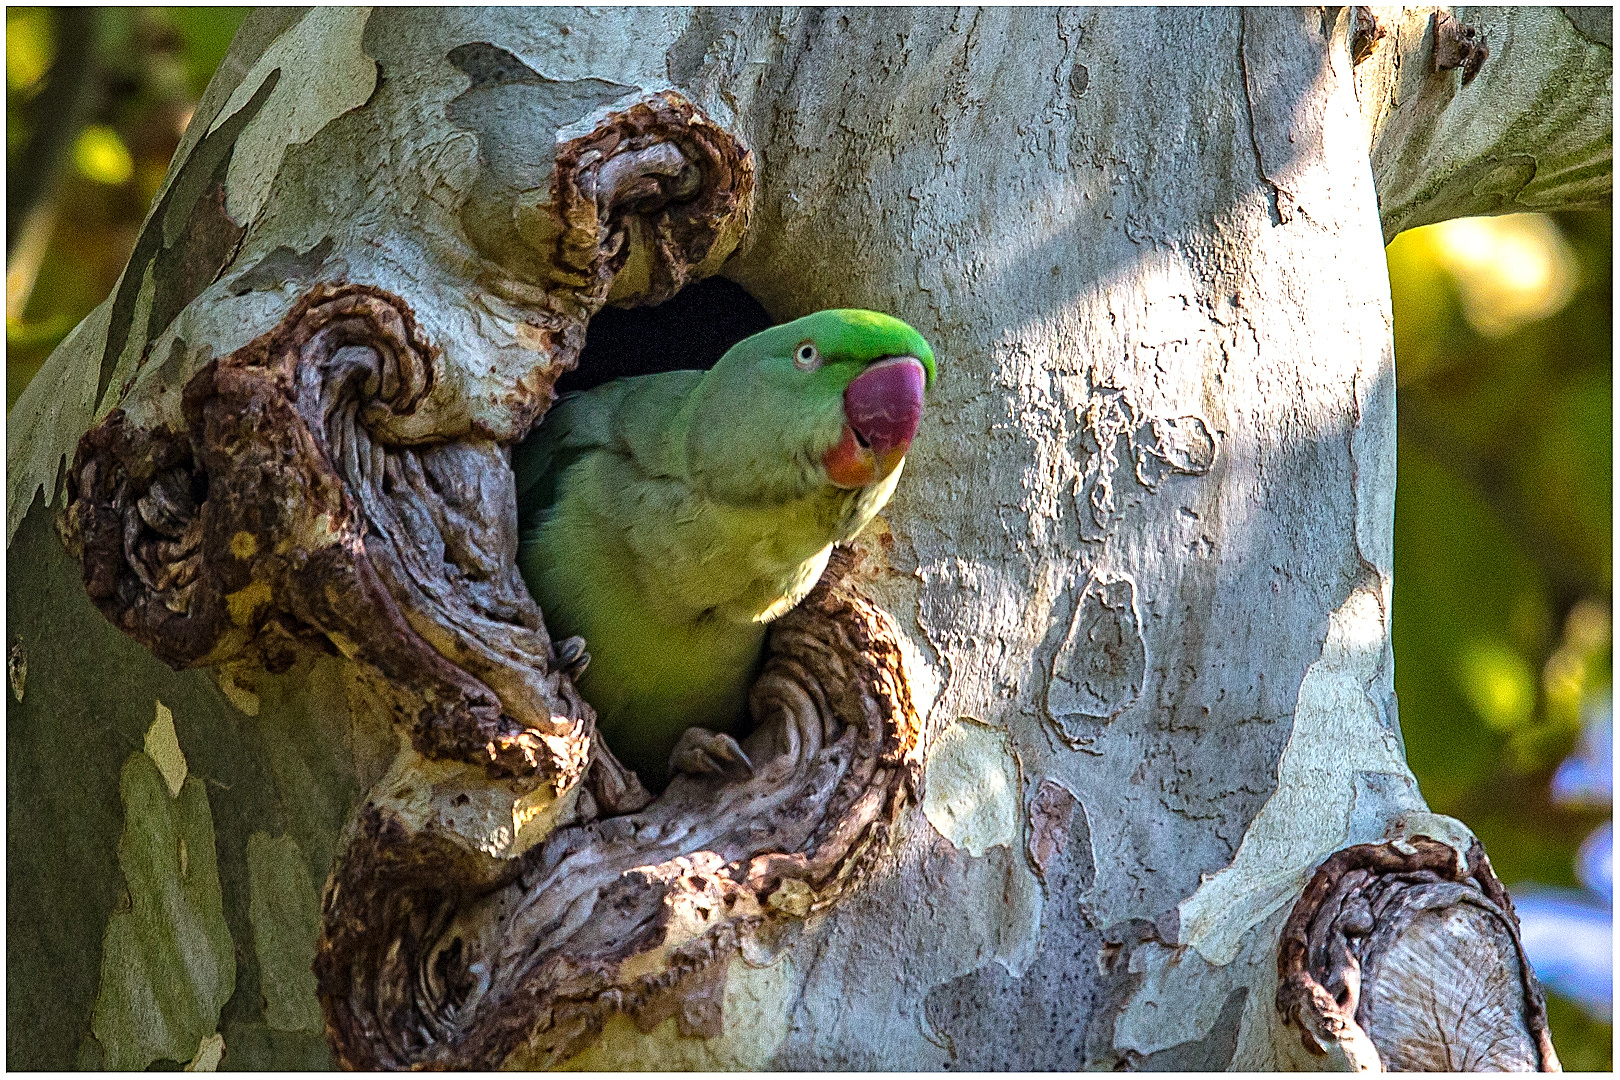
<box><xmin>793</xmin><ymin>341</ymin><xmax>821</xmax><ymax>371</ymax></box>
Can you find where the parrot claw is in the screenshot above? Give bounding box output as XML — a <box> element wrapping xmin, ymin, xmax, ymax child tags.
<box><xmin>553</xmin><ymin>636</ymin><xmax>590</xmax><ymax>679</ymax></box>
<box><xmin>669</xmin><ymin>728</ymin><xmax>755</xmax><ymax>782</ymax></box>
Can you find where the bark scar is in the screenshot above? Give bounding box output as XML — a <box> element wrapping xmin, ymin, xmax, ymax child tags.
<box><xmin>1432</xmin><ymin>11</ymin><xmax>1489</xmax><ymax>87</ymax></box>
<box><xmin>1027</xmin><ymin>778</ymin><xmax>1080</xmax><ymax>878</ymax></box>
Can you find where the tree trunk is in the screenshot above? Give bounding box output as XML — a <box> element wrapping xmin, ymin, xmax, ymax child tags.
<box><xmin>6</xmin><ymin>6</ymin><xmax>1609</xmax><ymax>1071</ymax></box>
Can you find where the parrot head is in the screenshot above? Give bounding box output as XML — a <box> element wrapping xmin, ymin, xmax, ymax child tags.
<box><xmin>686</xmin><ymin>308</ymin><xmax>936</xmax><ymax>502</ymax></box>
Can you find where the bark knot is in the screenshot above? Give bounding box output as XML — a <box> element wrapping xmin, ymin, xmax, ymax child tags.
<box><xmin>62</xmin><ymin>284</ymin><xmax>590</xmax><ymax>783</ymax></box>
<box><xmin>470</xmin><ymin>89</ymin><xmax>755</xmax><ymax>332</ymax></box>
<box><xmin>555</xmin><ymin>91</ymin><xmax>753</xmax><ymax>310</ymax></box>
<box><xmin>1351</xmin><ymin>7</ymin><xmax>1386</xmax><ymax>66</ymax></box>
<box><xmin>1432</xmin><ymin>11</ymin><xmax>1489</xmax><ymax>87</ymax></box>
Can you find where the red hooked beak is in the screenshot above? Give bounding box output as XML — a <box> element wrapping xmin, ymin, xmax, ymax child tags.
<box><xmin>823</xmin><ymin>356</ymin><xmax>927</xmax><ymax>489</ymax></box>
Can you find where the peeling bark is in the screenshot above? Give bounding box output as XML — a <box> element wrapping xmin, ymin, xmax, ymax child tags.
<box><xmin>7</xmin><ymin>6</ymin><xmax>1608</xmax><ymax>1072</ymax></box>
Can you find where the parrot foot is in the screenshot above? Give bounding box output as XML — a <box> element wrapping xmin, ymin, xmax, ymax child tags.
<box><xmin>669</xmin><ymin>728</ymin><xmax>755</xmax><ymax>782</ymax></box>
<box><xmin>586</xmin><ymin>735</ymin><xmax>653</xmax><ymax>815</ymax></box>
<box><xmin>552</xmin><ymin>635</ymin><xmax>590</xmax><ymax>679</ymax></box>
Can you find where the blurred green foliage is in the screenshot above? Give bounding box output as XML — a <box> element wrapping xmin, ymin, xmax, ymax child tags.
<box><xmin>4</xmin><ymin>7</ymin><xmax>1612</xmax><ymax>1069</ymax></box>
<box><xmin>1389</xmin><ymin>210</ymin><xmax>1612</xmax><ymax>1066</ymax></box>
<box><xmin>1545</xmin><ymin>992</ymin><xmax>1614</xmax><ymax>1073</ymax></box>
<box><xmin>1390</xmin><ymin>211</ymin><xmax>1611</xmax><ymax>797</ymax></box>
<box><xmin>6</xmin><ymin>7</ymin><xmax>246</xmax><ymax>409</ymax></box>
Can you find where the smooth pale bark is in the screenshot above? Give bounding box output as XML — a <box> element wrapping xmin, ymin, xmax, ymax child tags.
<box><xmin>6</xmin><ymin>6</ymin><xmax>1608</xmax><ymax>1071</ymax></box>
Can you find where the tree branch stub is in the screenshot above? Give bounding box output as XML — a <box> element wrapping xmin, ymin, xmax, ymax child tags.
<box><xmin>1277</xmin><ymin>837</ymin><xmax>1559</xmax><ymax>1072</ymax></box>
<box><xmin>1358</xmin><ymin>5</ymin><xmax>1612</xmax><ymax>240</ymax></box>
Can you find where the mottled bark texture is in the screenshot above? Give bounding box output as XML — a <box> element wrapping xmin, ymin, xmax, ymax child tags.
<box><xmin>7</xmin><ymin>6</ymin><xmax>1610</xmax><ymax>1072</ymax></box>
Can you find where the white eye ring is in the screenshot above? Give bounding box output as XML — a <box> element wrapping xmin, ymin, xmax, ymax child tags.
<box><xmin>793</xmin><ymin>341</ymin><xmax>821</xmax><ymax>370</ymax></box>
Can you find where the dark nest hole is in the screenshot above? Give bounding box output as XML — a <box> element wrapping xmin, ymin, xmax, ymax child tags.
<box><xmin>317</xmin><ymin>282</ymin><xmax>925</xmax><ymax>1069</ymax></box>
<box><xmin>557</xmin><ymin>276</ymin><xmax>774</xmax><ymax>395</ymax></box>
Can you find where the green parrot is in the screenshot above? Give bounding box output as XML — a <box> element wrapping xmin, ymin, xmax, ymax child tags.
<box><xmin>514</xmin><ymin>309</ymin><xmax>936</xmax><ymax>790</ymax></box>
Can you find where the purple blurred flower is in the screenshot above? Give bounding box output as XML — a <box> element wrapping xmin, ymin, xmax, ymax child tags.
<box><xmin>1551</xmin><ymin>693</ymin><xmax>1612</xmax><ymax>807</ymax></box>
<box><xmin>1517</xmin><ymin>692</ymin><xmax>1614</xmax><ymax>1023</ymax></box>
<box><xmin>1513</xmin><ymin>887</ymin><xmax>1612</xmax><ymax>1019</ymax></box>
<box><xmin>1577</xmin><ymin>822</ymin><xmax>1613</xmax><ymax>904</ymax></box>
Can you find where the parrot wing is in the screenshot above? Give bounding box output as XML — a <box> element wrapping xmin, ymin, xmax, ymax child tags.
<box><xmin>513</xmin><ymin>369</ymin><xmax>703</xmax><ymax>533</ymax></box>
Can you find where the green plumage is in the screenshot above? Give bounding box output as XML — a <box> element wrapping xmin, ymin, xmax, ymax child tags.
<box><xmin>514</xmin><ymin>309</ymin><xmax>935</xmax><ymax>788</ymax></box>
